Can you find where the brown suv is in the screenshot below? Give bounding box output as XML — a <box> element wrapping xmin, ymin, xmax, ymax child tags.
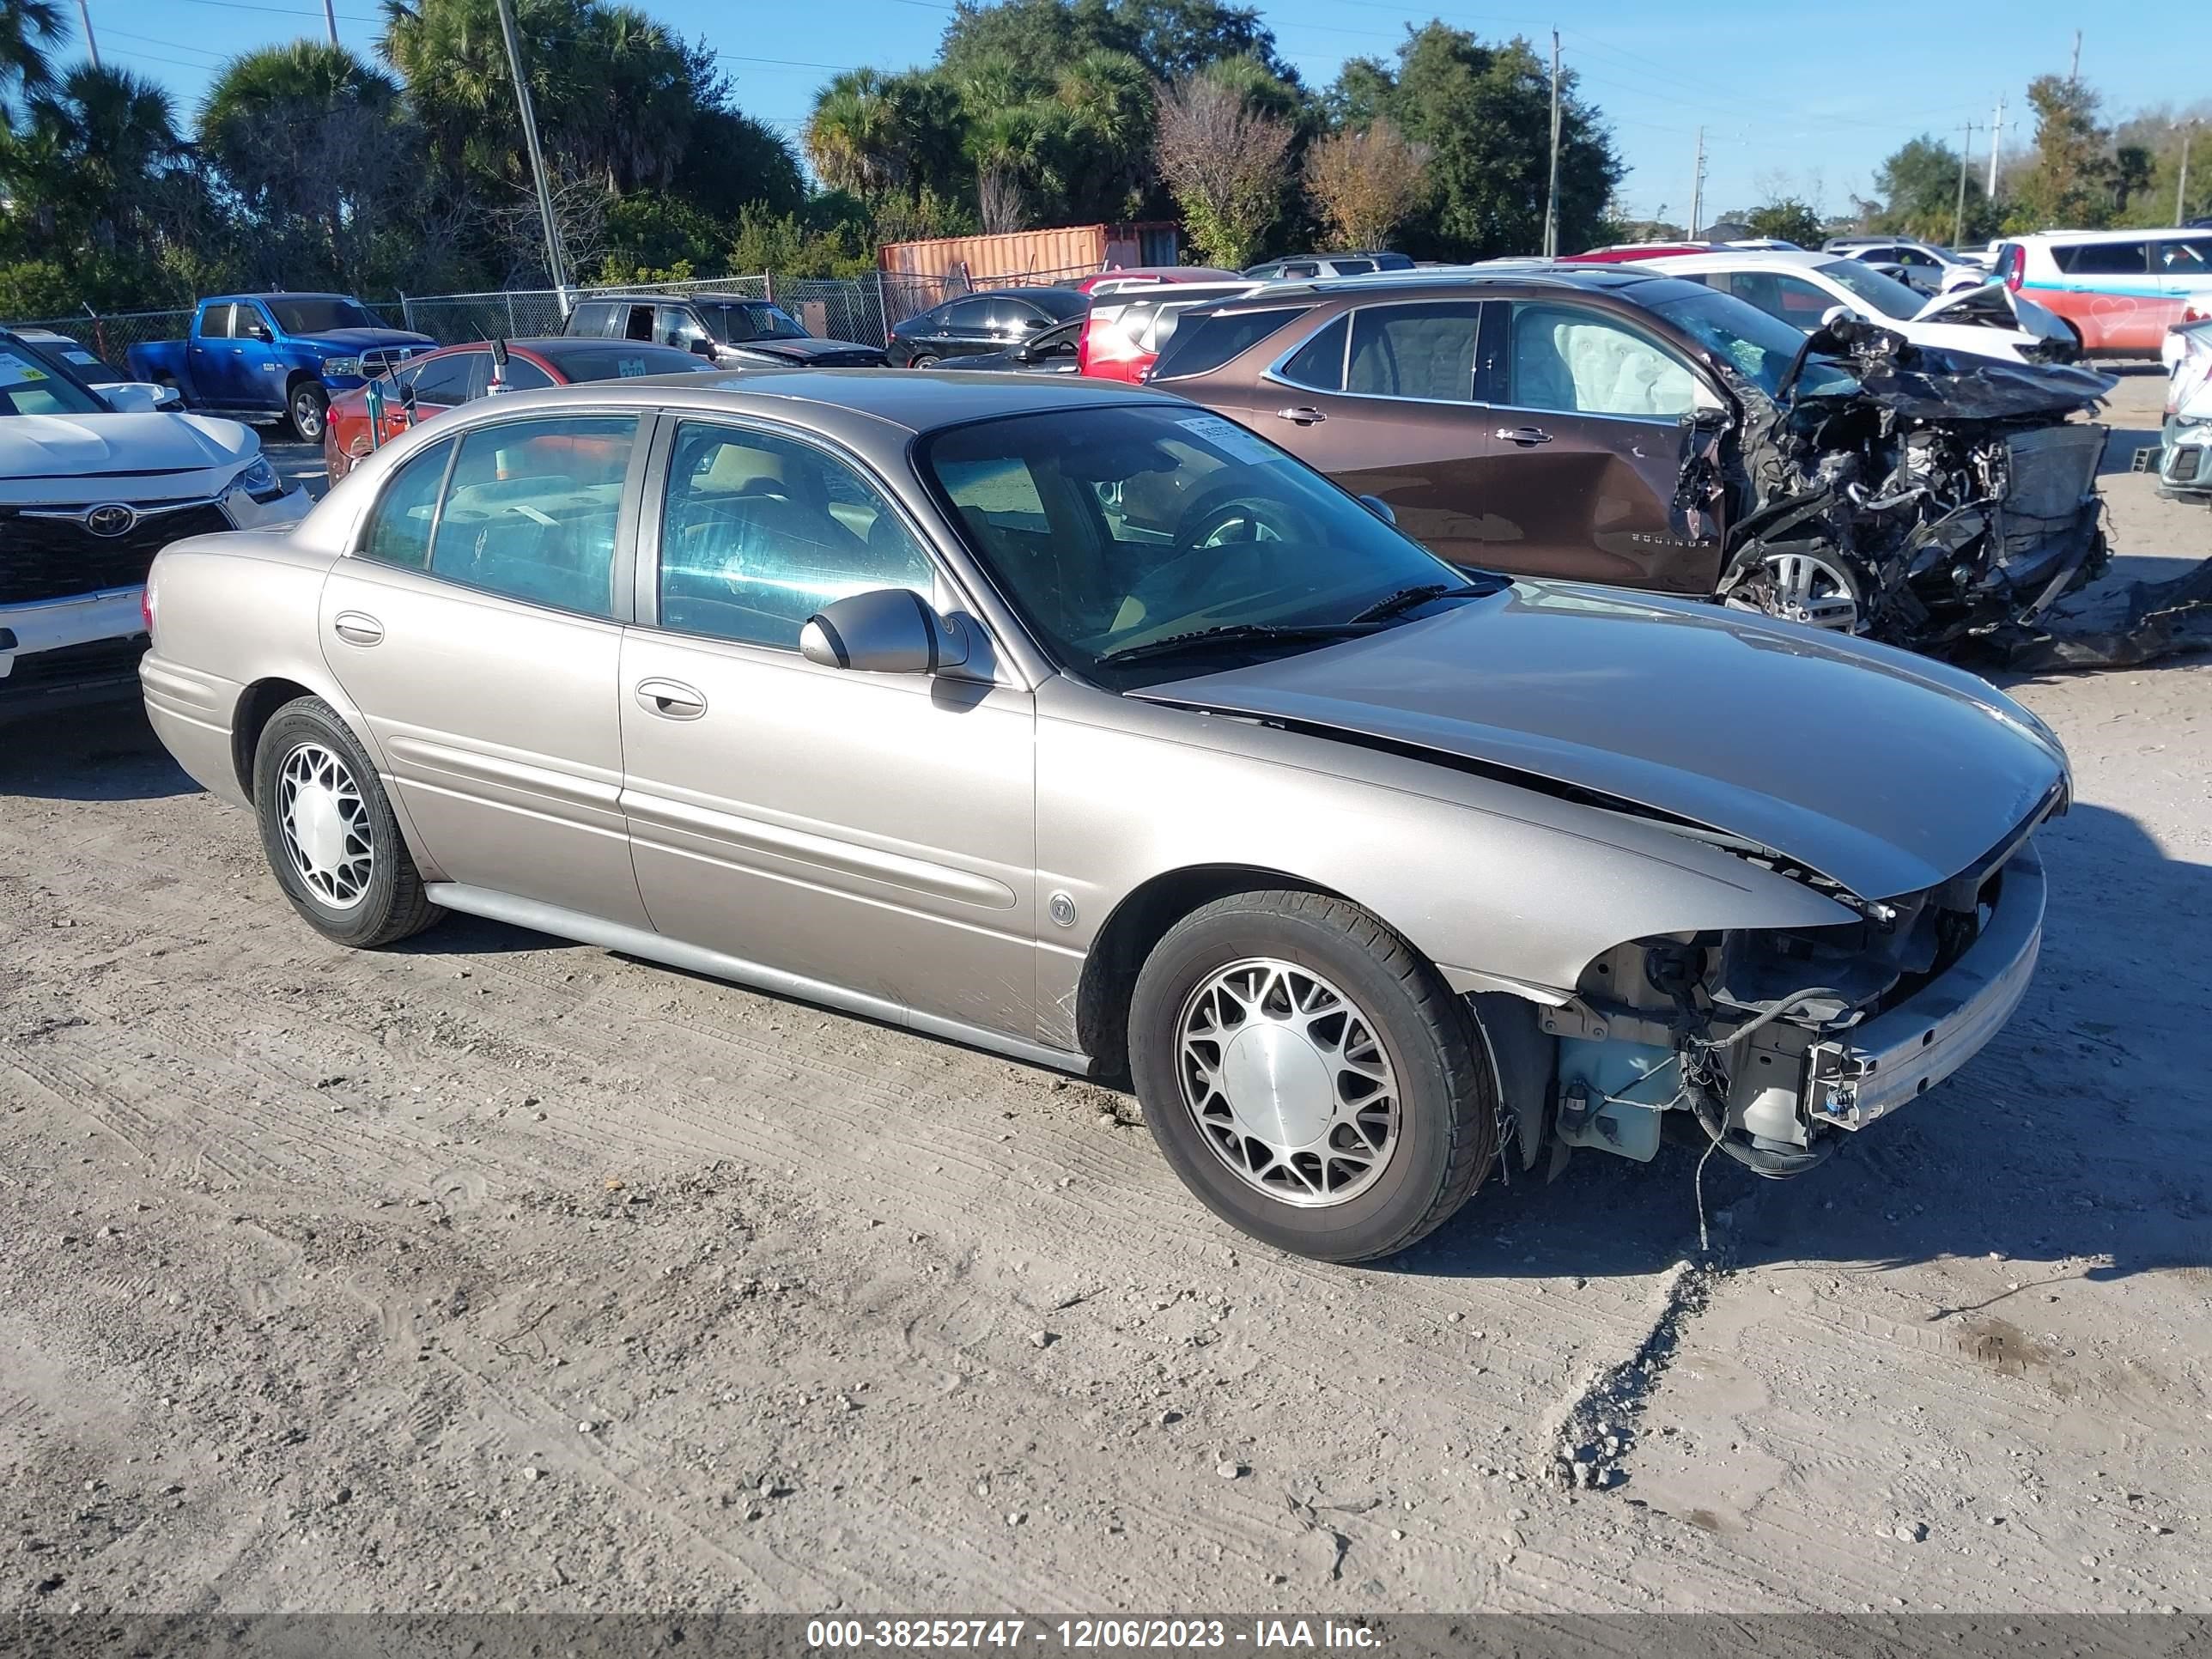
<box><xmin>1147</xmin><ymin>267</ymin><xmax>1791</xmax><ymax>599</ymax></box>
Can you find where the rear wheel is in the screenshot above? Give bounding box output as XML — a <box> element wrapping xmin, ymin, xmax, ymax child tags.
<box><xmin>252</xmin><ymin>696</ymin><xmax>441</xmax><ymax>949</ymax></box>
<box><xmin>287</xmin><ymin>380</ymin><xmax>330</xmax><ymax>441</ymax></box>
<box><xmin>1128</xmin><ymin>890</ymin><xmax>1498</xmax><ymax>1263</ymax></box>
<box><xmin>908</xmin><ymin>353</ymin><xmax>940</xmax><ymax>369</ymax></box>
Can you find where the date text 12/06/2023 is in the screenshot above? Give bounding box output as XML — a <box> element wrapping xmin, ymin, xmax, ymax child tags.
<box><xmin>802</xmin><ymin>1619</ymin><xmax>1383</xmax><ymax>1650</ymax></box>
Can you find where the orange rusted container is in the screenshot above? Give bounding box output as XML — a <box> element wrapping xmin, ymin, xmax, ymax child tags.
<box><xmin>878</xmin><ymin>222</ymin><xmax>1182</xmax><ymax>287</ymax></box>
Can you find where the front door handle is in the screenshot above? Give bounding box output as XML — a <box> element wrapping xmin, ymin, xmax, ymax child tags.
<box><xmin>1496</xmin><ymin>426</ymin><xmax>1553</xmax><ymax>447</ymax></box>
<box><xmin>635</xmin><ymin>678</ymin><xmax>707</xmax><ymax>720</ymax></box>
<box><xmin>1274</xmin><ymin>405</ymin><xmax>1328</xmax><ymax>425</ymax></box>
<box><xmin>331</xmin><ymin>611</ymin><xmax>383</xmax><ymax>646</ymax></box>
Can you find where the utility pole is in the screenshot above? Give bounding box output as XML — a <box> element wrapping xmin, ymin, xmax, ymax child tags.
<box><xmin>1689</xmin><ymin>126</ymin><xmax>1705</xmax><ymax>239</ymax></box>
<box><xmin>1989</xmin><ymin>94</ymin><xmax>2004</xmax><ymax>196</ymax></box>
<box><xmin>1542</xmin><ymin>29</ymin><xmax>1563</xmax><ymax>258</ymax></box>
<box><xmin>76</xmin><ymin>0</ymin><xmax>99</xmax><ymax>68</ymax></box>
<box><xmin>2181</xmin><ymin>120</ymin><xmax>2199</xmax><ymax>228</ymax></box>
<box><xmin>321</xmin><ymin>0</ymin><xmax>338</xmax><ymax>46</ymax></box>
<box><xmin>1954</xmin><ymin>123</ymin><xmax>1978</xmax><ymax>250</ymax></box>
<box><xmin>2068</xmin><ymin>29</ymin><xmax>2081</xmax><ymax>87</ymax></box>
<box><xmin>494</xmin><ymin>0</ymin><xmax>570</xmax><ymax>312</ymax></box>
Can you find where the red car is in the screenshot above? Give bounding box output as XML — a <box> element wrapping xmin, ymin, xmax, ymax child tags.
<box><xmin>1077</xmin><ymin>281</ymin><xmax>1259</xmax><ymax>382</ymax></box>
<box><xmin>323</xmin><ymin>337</ymin><xmax>712</xmax><ymax>482</ymax></box>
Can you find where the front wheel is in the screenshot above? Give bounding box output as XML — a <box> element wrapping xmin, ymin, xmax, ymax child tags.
<box><xmin>287</xmin><ymin>380</ymin><xmax>330</xmax><ymax>441</ymax></box>
<box><xmin>1128</xmin><ymin>890</ymin><xmax>1498</xmax><ymax>1263</ymax></box>
<box><xmin>252</xmin><ymin>696</ymin><xmax>441</xmax><ymax>949</ymax></box>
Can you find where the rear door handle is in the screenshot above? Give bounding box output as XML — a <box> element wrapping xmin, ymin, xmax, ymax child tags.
<box><xmin>1495</xmin><ymin>426</ymin><xmax>1553</xmax><ymax>447</ymax></box>
<box><xmin>635</xmin><ymin>678</ymin><xmax>707</xmax><ymax>720</ymax></box>
<box><xmin>1274</xmin><ymin>405</ymin><xmax>1328</xmax><ymax>425</ymax></box>
<box><xmin>331</xmin><ymin>611</ymin><xmax>384</xmax><ymax>646</ymax></box>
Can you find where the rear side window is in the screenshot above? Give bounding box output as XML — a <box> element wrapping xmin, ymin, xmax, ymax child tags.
<box><xmin>407</xmin><ymin>350</ymin><xmax>481</xmax><ymax>405</ymax></box>
<box><xmin>1149</xmin><ymin>307</ymin><xmax>1310</xmax><ymax>380</ymax></box>
<box><xmin>1331</xmin><ymin>258</ymin><xmax>1376</xmax><ymax>276</ymax></box>
<box><xmin>429</xmin><ymin>416</ymin><xmax>639</xmax><ymax>617</ymax></box>
<box><xmin>2055</xmin><ymin>240</ymin><xmax>2148</xmax><ymax>276</ymax></box>
<box><xmin>1346</xmin><ymin>302</ymin><xmax>1480</xmax><ymax>401</ymax></box>
<box><xmin>200</xmin><ymin>304</ymin><xmax>234</xmax><ymax>339</ymax></box>
<box><xmin>568</xmin><ymin>301</ymin><xmax>616</xmax><ymax>337</ymax></box>
<box><xmin>359</xmin><ymin>438</ymin><xmax>453</xmax><ymax>570</ymax></box>
<box><xmin>1275</xmin><ymin>315</ymin><xmax>1348</xmax><ymax>392</ymax></box>
<box><xmin>942</xmin><ymin>298</ymin><xmax>994</xmax><ymax>330</ymax></box>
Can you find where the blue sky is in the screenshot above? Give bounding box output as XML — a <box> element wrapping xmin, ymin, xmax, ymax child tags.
<box><xmin>76</xmin><ymin>0</ymin><xmax>2212</xmax><ymax>230</ymax></box>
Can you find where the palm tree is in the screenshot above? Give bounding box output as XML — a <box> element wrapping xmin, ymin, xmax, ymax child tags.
<box><xmin>14</xmin><ymin>62</ymin><xmax>185</xmax><ymax>246</ymax></box>
<box><xmin>0</xmin><ymin>0</ymin><xmax>67</xmax><ymax>129</ymax></box>
<box><xmin>1052</xmin><ymin>49</ymin><xmax>1153</xmax><ymax>221</ymax></box>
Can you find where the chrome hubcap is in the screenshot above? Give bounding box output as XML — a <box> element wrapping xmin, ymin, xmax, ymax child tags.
<box><xmin>1750</xmin><ymin>550</ymin><xmax>1858</xmax><ymax>630</ymax></box>
<box><xmin>1177</xmin><ymin>958</ymin><xmax>1401</xmax><ymax>1207</ymax></box>
<box><xmin>279</xmin><ymin>742</ymin><xmax>372</xmax><ymax>909</ymax></box>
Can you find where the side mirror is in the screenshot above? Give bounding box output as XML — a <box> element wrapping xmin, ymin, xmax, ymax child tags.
<box><xmin>245</xmin><ymin>324</ymin><xmax>273</xmax><ymax>343</ymax></box>
<box><xmin>688</xmin><ymin>337</ymin><xmax>716</xmax><ymax>358</ymax></box>
<box><xmin>799</xmin><ymin>588</ymin><xmax>969</xmax><ymax>674</ymax></box>
<box><xmin>1820</xmin><ymin>304</ymin><xmax>1856</xmax><ymax>330</ymax></box>
<box><xmin>1358</xmin><ymin>494</ymin><xmax>1397</xmax><ymax>526</ymax></box>
<box><xmin>102</xmin><ymin>381</ymin><xmax>167</xmax><ymax>414</ymax></box>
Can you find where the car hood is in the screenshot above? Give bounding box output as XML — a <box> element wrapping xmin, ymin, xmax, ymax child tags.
<box><xmin>1914</xmin><ymin>282</ymin><xmax>2073</xmax><ymax>345</ymax></box>
<box><xmin>290</xmin><ymin>328</ymin><xmax>438</xmax><ymax>354</ymax></box>
<box><xmin>720</xmin><ymin>337</ymin><xmax>884</xmax><ymax>362</ymax></box>
<box><xmin>1130</xmin><ymin>584</ymin><xmax>2068</xmax><ymax>901</ymax></box>
<box><xmin>0</xmin><ymin>411</ymin><xmax>255</xmax><ymax>490</ymax></box>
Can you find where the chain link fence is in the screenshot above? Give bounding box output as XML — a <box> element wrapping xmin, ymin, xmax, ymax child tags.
<box><xmin>15</xmin><ymin>259</ymin><xmax>1107</xmax><ymax>368</ymax></box>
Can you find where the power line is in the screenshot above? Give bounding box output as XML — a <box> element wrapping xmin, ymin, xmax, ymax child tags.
<box><xmin>176</xmin><ymin>0</ymin><xmax>379</xmax><ymax>22</ymax></box>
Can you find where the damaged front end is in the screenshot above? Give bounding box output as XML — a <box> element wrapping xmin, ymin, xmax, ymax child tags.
<box><xmin>1494</xmin><ymin>793</ymin><xmax>2057</xmax><ymax>1180</ymax></box>
<box><xmin>1713</xmin><ymin>317</ymin><xmax>2115</xmax><ymax>659</ymax></box>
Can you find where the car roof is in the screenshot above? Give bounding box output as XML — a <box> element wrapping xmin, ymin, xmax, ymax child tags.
<box><xmin>1239</xmin><ymin>265</ymin><xmax>1682</xmax><ymax>301</ymax></box>
<box><xmin>208</xmin><ymin>292</ymin><xmax>353</xmax><ymax>303</ymax></box>
<box><xmin>2011</xmin><ymin>228</ymin><xmax>2209</xmax><ymax>246</ymax></box>
<box><xmin>1633</xmin><ymin>249</ymin><xmax>1840</xmax><ymax>273</ymax></box>
<box><xmin>585</xmin><ymin>292</ymin><xmax>781</xmax><ymax>307</ymax></box>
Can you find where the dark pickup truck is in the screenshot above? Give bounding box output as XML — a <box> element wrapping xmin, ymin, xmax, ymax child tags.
<box><xmin>126</xmin><ymin>293</ymin><xmax>435</xmax><ymax>441</ymax></box>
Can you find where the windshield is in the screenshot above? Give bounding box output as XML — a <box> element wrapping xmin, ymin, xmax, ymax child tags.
<box><xmin>703</xmin><ymin>303</ymin><xmax>809</xmax><ymax>343</ymax></box>
<box><xmin>920</xmin><ymin>404</ymin><xmax>1472</xmax><ymax>684</ymax></box>
<box><xmin>1816</xmin><ymin>258</ymin><xmax>1923</xmax><ymax>321</ymax></box>
<box><xmin>264</xmin><ymin>296</ymin><xmax>381</xmax><ymax>333</ymax></box>
<box><xmin>1645</xmin><ymin>285</ymin><xmax>1859</xmax><ymax>401</ymax></box>
<box><xmin>0</xmin><ymin>340</ymin><xmax>107</xmax><ymax>416</ymax></box>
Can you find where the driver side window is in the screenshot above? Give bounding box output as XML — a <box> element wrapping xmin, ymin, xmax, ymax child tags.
<box><xmin>1505</xmin><ymin>302</ymin><xmax>1698</xmax><ymax>419</ymax></box>
<box><xmin>656</xmin><ymin>422</ymin><xmax>934</xmax><ymax>651</ymax></box>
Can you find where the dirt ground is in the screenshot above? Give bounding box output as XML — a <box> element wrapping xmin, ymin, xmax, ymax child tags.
<box><xmin>2</xmin><ymin>375</ymin><xmax>2208</xmax><ymax>1615</ymax></box>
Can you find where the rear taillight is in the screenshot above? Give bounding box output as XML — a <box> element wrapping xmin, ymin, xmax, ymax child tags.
<box><xmin>139</xmin><ymin>580</ymin><xmax>155</xmax><ymax>640</ymax></box>
<box><xmin>2003</xmin><ymin>246</ymin><xmax>2025</xmax><ymax>291</ymax></box>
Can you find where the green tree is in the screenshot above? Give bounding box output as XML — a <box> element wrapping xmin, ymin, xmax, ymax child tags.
<box><xmin>199</xmin><ymin>42</ymin><xmax>424</xmax><ymax>287</ymax></box>
<box><xmin>1152</xmin><ymin>70</ymin><xmax>1291</xmax><ymax>265</ymax></box>
<box><xmin>0</xmin><ymin>0</ymin><xmax>66</xmax><ymax>127</ymax></box>
<box><xmin>2014</xmin><ymin>73</ymin><xmax>2112</xmax><ymax>229</ymax></box>
<box><xmin>1330</xmin><ymin>25</ymin><xmax>1620</xmax><ymax>260</ymax></box>
<box><xmin>1744</xmin><ymin>198</ymin><xmax>1823</xmax><ymax>246</ymax></box>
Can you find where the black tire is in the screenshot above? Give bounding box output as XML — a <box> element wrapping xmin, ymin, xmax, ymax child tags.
<box><xmin>908</xmin><ymin>353</ymin><xmax>940</xmax><ymax>369</ymax></box>
<box><xmin>252</xmin><ymin>696</ymin><xmax>441</xmax><ymax>949</ymax></box>
<box><xmin>288</xmin><ymin>380</ymin><xmax>330</xmax><ymax>441</ymax></box>
<box><xmin>1128</xmin><ymin>890</ymin><xmax>1498</xmax><ymax>1263</ymax></box>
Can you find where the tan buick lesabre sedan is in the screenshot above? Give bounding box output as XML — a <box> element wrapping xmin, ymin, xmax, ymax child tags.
<box><xmin>139</xmin><ymin>371</ymin><xmax>2063</xmax><ymax>1262</ymax></box>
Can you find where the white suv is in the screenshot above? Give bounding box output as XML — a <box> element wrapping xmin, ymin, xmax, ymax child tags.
<box><xmin>1</xmin><ymin>331</ymin><xmax>310</xmax><ymax>717</ymax></box>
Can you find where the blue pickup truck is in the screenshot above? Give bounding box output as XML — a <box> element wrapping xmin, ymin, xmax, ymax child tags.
<box><xmin>126</xmin><ymin>293</ymin><xmax>435</xmax><ymax>441</ymax></box>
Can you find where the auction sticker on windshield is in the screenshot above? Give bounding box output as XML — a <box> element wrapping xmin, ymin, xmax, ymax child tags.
<box><xmin>0</xmin><ymin>351</ymin><xmax>53</xmax><ymax>387</ymax></box>
<box><xmin>1176</xmin><ymin>413</ymin><xmax>1284</xmax><ymax>466</ymax></box>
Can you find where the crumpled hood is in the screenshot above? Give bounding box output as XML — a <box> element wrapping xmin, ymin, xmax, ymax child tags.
<box><xmin>1795</xmin><ymin>314</ymin><xmax>2113</xmax><ymax>421</ymax></box>
<box><xmin>289</xmin><ymin>327</ymin><xmax>437</xmax><ymax>355</ymax></box>
<box><xmin>1915</xmin><ymin>282</ymin><xmax>2074</xmax><ymax>346</ymax></box>
<box><xmin>0</xmin><ymin>411</ymin><xmax>255</xmax><ymax>493</ymax></box>
<box><xmin>1132</xmin><ymin>584</ymin><xmax>2068</xmax><ymax>901</ymax></box>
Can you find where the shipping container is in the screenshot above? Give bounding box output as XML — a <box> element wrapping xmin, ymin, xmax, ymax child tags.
<box><xmin>878</xmin><ymin>223</ymin><xmax>1182</xmax><ymax>287</ymax></box>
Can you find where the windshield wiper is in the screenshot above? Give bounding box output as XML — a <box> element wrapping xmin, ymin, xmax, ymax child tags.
<box><xmin>1097</xmin><ymin>622</ymin><xmax>1377</xmax><ymax>666</ymax></box>
<box><xmin>1347</xmin><ymin>580</ymin><xmax>1499</xmax><ymax>623</ymax></box>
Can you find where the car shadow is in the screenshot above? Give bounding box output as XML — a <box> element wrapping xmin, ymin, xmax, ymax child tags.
<box><xmin>1392</xmin><ymin>799</ymin><xmax>2211</xmax><ymax>1288</ymax></box>
<box><xmin>2099</xmin><ymin>424</ymin><xmax>2164</xmax><ymax>475</ymax></box>
<box><xmin>0</xmin><ymin>701</ymin><xmax>200</xmax><ymax>801</ymax></box>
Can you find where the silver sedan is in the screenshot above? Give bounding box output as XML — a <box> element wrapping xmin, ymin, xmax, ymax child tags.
<box><xmin>140</xmin><ymin>370</ymin><xmax>2064</xmax><ymax>1261</ymax></box>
